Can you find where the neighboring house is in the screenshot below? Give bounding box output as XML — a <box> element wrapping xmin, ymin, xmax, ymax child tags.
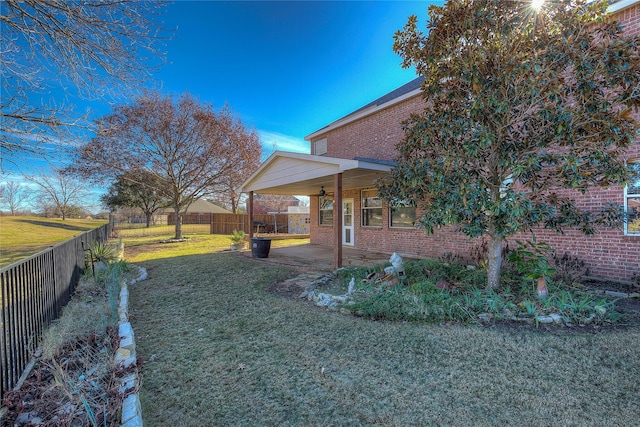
<box><xmin>242</xmin><ymin>1</ymin><xmax>640</xmax><ymax>281</ymax></box>
<box><xmin>252</xmin><ymin>194</ymin><xmax>301</xmax><ymax>214</ymax></box>
<box><xmin>162</xmin><ymin>199</ymin><xmax>233</xmax><ymax>224</ymax></box>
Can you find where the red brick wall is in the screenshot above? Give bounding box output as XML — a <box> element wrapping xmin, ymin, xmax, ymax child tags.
<box><xmin>309</xmin><ymin>3</ymin><xmax>640</xmax><ymax>282</ymax></box>
<box><xmin>311</xmin><ymin>96</ymin><xmax>426</xmax><ymax>161</ymax></box>
<box><xmin>616</xmin><ymin>2</ymin><xmax>639</xmax><ymax>36</ymax></box>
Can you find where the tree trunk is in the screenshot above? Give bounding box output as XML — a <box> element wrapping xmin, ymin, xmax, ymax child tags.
<box><xmin>486</xmin><ymin>236</ymin><xmax>503</xmax><ymax>290</ymax></box>
<box><xmin>174</xmin><ymin>207</ymin><xmax>182</xmax><ymax>240</ymax></box>
<box><xmin>145</xmin><ymin>211</ymin><xmax>152</xmax><ymax>228</ymax></box>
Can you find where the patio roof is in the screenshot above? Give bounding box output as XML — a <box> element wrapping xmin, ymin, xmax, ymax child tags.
<box><xmin>240</xmin><ymin>151</ymin><xmax>394</xmax><ymax>195</ymax></box>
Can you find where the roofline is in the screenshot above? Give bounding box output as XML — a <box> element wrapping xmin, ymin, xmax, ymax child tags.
<box><xmin>303</xmin><ymin>0</ymin><xmax>638</xmax><ymax>142</ymax></box>
<box><xmin>609</xmin><ymin>0</ymin><xmax>639</xmax><ymax>13</ymax></box>
<box><xmin>304</xmin><ymin>86</ymin><xmax>423</xmax><ymax>141</ymax></box>
<box><xmin>240</xmin><ymin>150</ymin><xmax>393</xmax><ymax>194</ymax></box>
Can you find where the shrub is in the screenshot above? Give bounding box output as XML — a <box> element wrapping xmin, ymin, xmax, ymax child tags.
<box><xmin>229</xmin><ymin>229</ymin><xmax>246</xmax><ymax>246</ymax></box>
<box><xmin>326</xmin><ymin>257</ymin><xmax>621</xmax><ymax>326</ymax></box>
<box><xmin>552</xmin><ymin>252</ymin><xmax>588</xmax><ymax>286</ymax></box>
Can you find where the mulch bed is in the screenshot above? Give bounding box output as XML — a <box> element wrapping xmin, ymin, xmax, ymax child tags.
<box><xmin>2</xmin><ymin>326</ymin><xmax>134</xmax><ymax>427</ymax></box>
<box><xmin>581</xmin><ymin>278</ymin><xmax>640</xmax><ymax>326</ymax></box>
<box><xmin>270</xmin><ymin>270</ymin><xmax>640</xmax><ymax>329</ymax></box>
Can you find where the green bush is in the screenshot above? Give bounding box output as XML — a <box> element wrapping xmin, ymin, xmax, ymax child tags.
<box><xmin>328</xmin><ymin>258</ymin><xmax>621</xmax><ymax>326</ymax></box>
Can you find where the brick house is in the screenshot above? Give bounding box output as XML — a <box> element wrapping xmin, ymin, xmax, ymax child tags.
<box><xmin>242</xmin><ymin>0</ymin><xmax>640</xmax><ymax>281</ymax></box>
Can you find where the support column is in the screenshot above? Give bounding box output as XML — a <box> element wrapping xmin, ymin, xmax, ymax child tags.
<box><xmin>248</xmin><ymin>191</ymin><xmax>254</xmax><ymax>239</ymax></box>
<box><xmin>333</xmin><ymin>173</ymin><xmax>343</xmax><ymax>269</ymax></box>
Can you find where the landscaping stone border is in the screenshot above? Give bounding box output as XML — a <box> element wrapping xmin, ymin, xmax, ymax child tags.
<box><xmin>117</xmin><ymin>265</ymin><xmax>147</xmax><ymax>427</ymax></box>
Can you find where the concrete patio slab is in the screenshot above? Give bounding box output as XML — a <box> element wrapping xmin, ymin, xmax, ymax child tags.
<box><xmin>242</xmin><ymin>243</ymin><xmax>395</xmax><ymax>272</ymax></box>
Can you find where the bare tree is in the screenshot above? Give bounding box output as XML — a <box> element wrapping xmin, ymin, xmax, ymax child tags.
<box><xmin>0</xmin><ymin>181</ymin><xmax>32</xmax><ymax>215</ymax></box>
<box><xmin>23</xmin><ymin>170</ymin><xmax>90</xmax><ymax>220</ymax></box>
<box><xmin>209</xmin><ymin>127</ymin><xmax>262</xmax><ymax>213</ymax></box>
<box><xmin>253</xmin><ymin>194</ymin><xmax>300</xmax><ymax>214</ymax></box>
<box><xmin>0</xmin><ymin>0</ymin><xmax>170</xmax><ymax>165</ymax></box>
<box><xmin>70</xmin><ymin>91</ymin><xmax>263</xmax><ymax>239</ymax></box>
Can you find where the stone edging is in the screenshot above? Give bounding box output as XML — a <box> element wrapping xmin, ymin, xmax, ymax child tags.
<box><xmin>116</xmin><ymin>265</ymin><xmax>147</xmax><ymax>427</ymax></box>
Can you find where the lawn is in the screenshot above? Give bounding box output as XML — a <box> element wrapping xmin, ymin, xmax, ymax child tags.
<box><xmin>0</xmin><ymin>215</ymin><xmax>108</xmax><ymax>267</ymax></box>
<box><xmin>126</xmin><ymin>236</ymin><xmax>640</xmax><ymax>426</ymax></box>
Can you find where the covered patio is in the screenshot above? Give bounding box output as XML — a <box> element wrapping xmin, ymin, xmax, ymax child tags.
<box><xmin>242</xmin><ymin>242</ymin><xmax>396</xmax><ymax>271</ymax></box>
<box><xmin>241</xmin><ymin>151</ymin><xmax>394</xmax><ymax>269</ymax></box>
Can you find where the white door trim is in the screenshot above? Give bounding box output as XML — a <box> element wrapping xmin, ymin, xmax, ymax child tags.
<box><xmin>342</xmin><ymin>198</ymin><xmax>354</xmax><ymax>246</ymax></box>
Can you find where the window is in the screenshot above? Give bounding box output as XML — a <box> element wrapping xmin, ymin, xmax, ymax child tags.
<box><xmin>390</xmin><ymin>201</ymin><xmax>416</xmax><ymax>228</ymax></box>
<box><xmin>319</xmin><ymin>196</ymin><xmax>333</xmax><ymax>226</ymax></box>
<box><xmin>313</xmin><ymin>138</ymin><xmax>327</xmax><ymax>156</ymax></box>
<box><xmin>361</xmin><ymin>189</ymin><xmax>382</xmax><ymax>227</ymax></box>
<box><xmin>625</xmin><ymin>161</ymin><xmax>640</xmax><ymax>235</ymax></box>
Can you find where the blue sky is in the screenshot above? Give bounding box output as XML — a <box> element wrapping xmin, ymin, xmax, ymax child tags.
<box><xmin>155</xmin><ymin>0</ymin><xmax>440</xmax><ymax>156</ymax></box>
<box><xmin>2</xmin><ymin>1</ymin><xmax>442</xmax><ymax>210</ymax></box>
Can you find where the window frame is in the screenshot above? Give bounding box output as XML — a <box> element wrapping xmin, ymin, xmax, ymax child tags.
<box><xmin>318</xmin><ymin>196</ymin><xmax>333</xmax><ymax>226</ymax></box>
<box><xmin>313</xmin><ymin>138</ymin><xmax>327</xmax><ymax>156</ymax></box>
<box><xmin>624</xmin><ymin>160</ymin><xmax>640</xmax><ymax>236</ymax></box>
<box><xmin>389</xmin><ymin>201</ymin><xmax>417</xmax><ymax>229</ymax></box>
<box><xmin>361</xmin><ymin>189</ymin><xmax>383</xmax><ymax>228</ymax></box>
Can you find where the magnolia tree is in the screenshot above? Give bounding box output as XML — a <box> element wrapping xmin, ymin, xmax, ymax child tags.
<box><xmin>380</xmin><ymin>0</ymin><xmax>640</xmax><ymax>289</ymax></box>
<box><xmin>70</xmin><ymin>91</ymin><xmax>262</xmax><ymax>239</ymax></box>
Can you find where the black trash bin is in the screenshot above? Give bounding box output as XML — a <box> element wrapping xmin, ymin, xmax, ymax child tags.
<box><xmin>251</xmin><ymin>237</ymin><xmax>271</xmax><ymax>258</ymax></box>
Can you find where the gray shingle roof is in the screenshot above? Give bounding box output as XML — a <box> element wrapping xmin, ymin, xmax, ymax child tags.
<box><xmin>349</xmin><ymin>76</ymin><xmax>424</xmax><ymax>116</ymax></box>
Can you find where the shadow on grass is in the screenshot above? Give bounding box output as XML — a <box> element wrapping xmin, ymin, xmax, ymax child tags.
<box><xmin>16</xmin><ymin>219</ymin><xmax>93</xmax><ymax>232</ymax></box>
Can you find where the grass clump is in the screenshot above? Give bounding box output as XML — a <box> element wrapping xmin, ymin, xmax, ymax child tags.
<box><xmin>332</xmin><ymin>258</ymin><xmax>621</xmax><ymax>326</ymax></box>
<box><xmin>41</xmin><ymin>260</ymin><xmax>130</xmax><ymax>358</ymax></box>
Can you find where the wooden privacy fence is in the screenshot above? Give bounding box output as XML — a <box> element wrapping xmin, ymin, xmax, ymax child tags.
<box><xmin>112</xmin><ymin>213</ymin><xmax>292</xmax><ymax>238</ymax></box>
<box><xmin>210</xmin><ymin>213</ymin><xmax>289</xmax><ymax>235</ymax></box>
<box><xmin>0</xmin><ymin>224</ymin><xmax>110</xmax><ymax>399</ymax></box>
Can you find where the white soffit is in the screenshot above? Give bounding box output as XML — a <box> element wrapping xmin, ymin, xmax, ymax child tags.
<box><xmin>241</xmin><ymin>151</ymin><xmax>392</xmax><ymax>194</ymax></box>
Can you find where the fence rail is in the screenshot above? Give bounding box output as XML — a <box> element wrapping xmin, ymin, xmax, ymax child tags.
<box><xmin>113</xmin><ymin>213</ymin><xmax>290</xmax><ymax>237</ymax></box>
<box><xmin>211</xmin><ymin>213</ymin><xmax>289</xmax><ymax>234</ymax></box>
<box><xmin>0</xmin><ymin>224</ymin><xmax>110</xmax><ymax>399</ymax></box>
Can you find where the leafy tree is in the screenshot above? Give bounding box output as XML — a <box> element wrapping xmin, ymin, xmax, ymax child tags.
<box><xmin>101</xmin><ymin>172</ymin><xmax>169</xmax><ymax>227</ymax></box>
<box><xmin>381</xmin><ymin>0</ymin><xmax>640</xmax><ymax>289</ymax></box>
<box><xmin>0</xmin><ymin>181</ymin><xmax>32</xmax><ymax>215</ymax></box>
<box><xmin>23</xmin><ymin>170</ymin><xmax>90</xmax><ymax>220</ymax></box>
<box><xmin>0</xmin><ymin>0</ymin><xmax>169</xmax><ymax>165</ymax></box>
<box><xmin>70</xmin><ymin>91</ymin><xmax>262</xmax><ymax>239</ymax></box>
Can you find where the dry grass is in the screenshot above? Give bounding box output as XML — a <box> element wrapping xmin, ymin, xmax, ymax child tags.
<box><xmin>0</xmin><ymin>215</ymin><xmax>108</xmax><ymax>266</ymax></box>
<box><xmin>126</xmin><ymin>240</ymin><xmax>640</xmax><ymax>426</ymax></box>
<box><xmin>2</xmin><ymin>265</ymin><xmax>131</xmax><ymax>425</ymax></box>
<box><xmin>39</xmin><ymin>281</ymin><xmax>114</xmax><ymax>359</ymax></box>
